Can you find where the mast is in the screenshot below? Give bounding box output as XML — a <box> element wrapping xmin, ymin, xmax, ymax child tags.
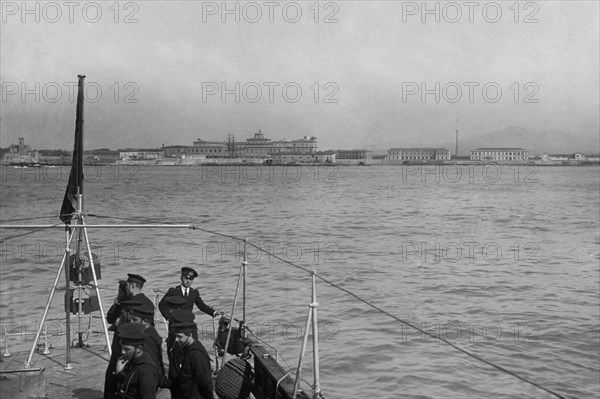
<box><xmin>75</xmin><ymin>74</ymin><xmax>85</xmax><ymax>348</ymax></box>
<box><xmin>65</xmin><ymin>74</ymin><xmax>86</xmax><ymax>366</ymax></box>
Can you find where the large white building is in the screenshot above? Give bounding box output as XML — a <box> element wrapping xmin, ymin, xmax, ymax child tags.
<box><xmin>470</xmin><ymin>148</ymin><xmax>529</xmax><ymax>161</ymax></box>
<box><xmin>385</xmin><ymin>148</ymin><xmax>450</xmax><ymax>162</ymax></box>
<box><xmin>164</xmin><ymin>131</ymin><xmax>318</xmax><ymax>160</ymax></box>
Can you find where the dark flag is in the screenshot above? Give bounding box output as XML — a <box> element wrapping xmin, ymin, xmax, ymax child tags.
<box><xmin>60</xmin><ymin>75</ymin><xmax>85</xmax><ymax>224</ymax></box>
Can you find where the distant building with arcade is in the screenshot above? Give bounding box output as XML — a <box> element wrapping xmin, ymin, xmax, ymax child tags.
<box><xmin>385</xmin><ymin>148</ymin><xmax>450</xmax><ymax>163</ymax></box>
<box><xmin>470</xmin><ymin>148</ymin><xmax>529</xmax><ymax>162</ymax></box>
<box><xmin>334</xmin><ymin>150</ymin><xmax>373</xmax><ymax>165</ymax></box>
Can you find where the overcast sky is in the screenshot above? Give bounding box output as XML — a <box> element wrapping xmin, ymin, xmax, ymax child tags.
<box><xmin>1</xmin><ymin>1</ymin><xmax>598</xmax><ymax>150</ymax></box>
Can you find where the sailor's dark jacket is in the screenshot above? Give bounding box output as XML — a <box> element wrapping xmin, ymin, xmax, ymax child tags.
<box><xmin>143</xmin><ymin>325</ymin><xmax>166</xmax><ymax>385</ymax></box>
<box><xmin>130</xmin><ymin>293</ymin><xmax>156</xmax><ymax>311</ymax></box>
<box><xmin>158</xmin><ymin>285</ymin><xmax>215</xmax><ymax>320</ymax></box>
<box><xmin>169</xmin><ymin>340</ymin><xmax>214</xmax><ymax>399</ymax></box>
<box><xmin>116</xmin><ymin>351</ymin><xmax>159</xmax><ymax>399</ymax></box>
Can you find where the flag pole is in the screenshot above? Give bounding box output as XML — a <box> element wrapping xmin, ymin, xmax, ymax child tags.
<box><xmin>61</xmin><ymin>74</ymin><xmax>85</xmax><ymax>368</ymax></box>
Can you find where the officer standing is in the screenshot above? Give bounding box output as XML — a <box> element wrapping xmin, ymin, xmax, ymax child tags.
<box><xmin>158</xmin><ymin>267</ymin><xmax>220</xmax><ymax>321</ymax></box>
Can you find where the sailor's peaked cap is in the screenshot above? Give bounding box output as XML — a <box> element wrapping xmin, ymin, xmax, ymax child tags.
<box><xmin>181</xmin><ymin>267</ymin><xmax>198</xmax><ymax>279</ymax></box>
<box><xmin>118</xmin><ymin>322</ymin><xmax>146</xmax><ymax>346</ymax></box>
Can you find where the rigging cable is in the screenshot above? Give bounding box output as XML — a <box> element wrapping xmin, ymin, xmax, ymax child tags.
<box><xmin>0</xmin><ymin>215</ymin><xmax>58</xmax><ymax>223</ymax></box>
<box><xmin>0</xmin><ymin>221</ymin><xmax>65</xmax><ymax>243</ymax></box>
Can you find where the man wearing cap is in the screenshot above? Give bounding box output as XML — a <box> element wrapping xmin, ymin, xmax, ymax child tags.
<box><xmin>169</xmin><ymin>320</ymin><xmax>214</xmax><ymax>399</ymax></box>
<box><xmin>160</xmin><ymin>297</ymin><xmax>192</xmax><ymax>355</ymax></box>
<box><xmin>166</xmin><ymin>309</ymin><xmax>196</xmax><ymax>389</ymax></box>
<box><xmin>104</xmin><ymin>281</ymin><xmax>131</xmax><ymax>399</ymax></box>
<box><xmin>107</xmin><ymin>280</ymin><xmax>130</xmax><ymax>330</ymax></box>
<box><xmin>128</xmin><ymin>305</ymin><xmax>166</xmax><ymax>387</ymax></box>
<box><xmin>126</xmin><ymin>274</ymin><xmax>155</xmax><ymax>312</ymax></box>
<box><xmin>114</xmin><ymin>322</ymin><xmax>159</xmax><ymax>399</ymax></box>
<box><xmin>104</xmin><ymin>299</ymin><xmax>143</xmax><ymax>399</ymax></box>
<box><xmin>158</xmin><ymin>267</ymin><xmax>220</xmax><ymax>323</ymax></box>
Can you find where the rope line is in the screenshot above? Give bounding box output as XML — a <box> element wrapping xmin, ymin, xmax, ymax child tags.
<box><xmin>0</xmin><ymin>215</ymin><xmax>58</xmax><ymax>223</ymax></box>
<box><xmin>191</xmin><ymin>225</ymin><xmax>245</xmax><ymax>242</ymax></box>
<box><xmin>87</xmin><ymin>213</ymin><xmax>168</xmax><ymax>223</ymax></box>
<box><xmin>0</xmin><ymin>221</ymin><xmax>65</xmax><ymax>243</ymax></box>
<box><xmin>308</xmin><ymin>274</ymin><xmax>566</xmax><ymax>399</ymax></box>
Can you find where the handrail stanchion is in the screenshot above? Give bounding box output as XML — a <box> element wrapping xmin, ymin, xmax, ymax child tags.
<box><xmin>292</xmin><ymin>301</ymin><xmax>313</xmax><ymax>399</ymax></box>
<box><xmin>242</xmin><ymin>239</ymin><xmax>247</xmax><ymax>339</ymax></box>
<box><xmin>3</xmin><ymin>325</ymin><xmax>11</xmax><ymax>357</ymax></box>
<box><xmin>311</xmin><ymin>271</ymin><xmax>322</xmax><ymax>398</ymax></box>
<box><xmin>43</xmin><ymin>324</ymin><xmax>51</xmax><ymax>355</ymax></box>
<box><xmin>293</xmin><ymin>270</ymin><xmax>322</xmax><ymax>399</ymax></box>
<box><xmin>222</xmin><ymin>265</ymin><xmax>243</xmax><ymax>367</ymax></box>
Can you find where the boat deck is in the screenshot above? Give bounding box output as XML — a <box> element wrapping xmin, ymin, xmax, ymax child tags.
<box><xmin>1</xmin><ymin>344</ymin><xmax>110</xmax><ymax>399</ymax></box>
<box><xmin>1</xmin><ymin>342</ymin><xmax>312</xmax><ymax>399</ymax></box>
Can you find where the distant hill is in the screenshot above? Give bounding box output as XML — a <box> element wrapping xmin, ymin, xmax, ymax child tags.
<box><xmin>367</xmin><ymin>126</ymin><xmax>599</xmax><ymax>156</ymax></box>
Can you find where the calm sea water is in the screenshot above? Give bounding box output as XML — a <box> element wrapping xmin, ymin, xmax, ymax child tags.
<box><xmin>1</xmin><ymin>164</ymin><xmax>599</xmax><ymax>398</ymax></box>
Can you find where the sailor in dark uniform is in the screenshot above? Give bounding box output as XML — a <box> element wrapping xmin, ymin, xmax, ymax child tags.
<box><xmin>128</xmin><ymin>305</ymin><xmax>166</xmax><ymax>387</ymax></box>
<box><xmin>167</xmin><ymin>308</ymin><xmax>198</xmax><ymax>386</ymax></box>
<box><xmin>158</xmin><ymin>267</ymin><xmax>221</xmax><ymax>321</ymax></box>
<box><xmin>169</xmin><ymin>319</ymin><xmax>214</xmax><ymax>399</ymax></box>
<box><xmin>161</xmin><ymin>297</ymin><xmax>193</xmax><ymax>354</ymax></box>
<box><xmin>114</xmin><ymin>322</ymin><xmax>159</xmax><ymax>399</ymax></box>
<box><xmin>106</xmin><ymin>280</ymin><xmax>130</xmax><ymax>331</ymax></box>
<box><xmin>126</xmin><ymin>274</ymin><xmax>155</xmax><ymax>313</ymax></box>
<box><xmin>104</xmin><ymin>299</ymin><xmax>142</xmax><ymax>399</ymax></box>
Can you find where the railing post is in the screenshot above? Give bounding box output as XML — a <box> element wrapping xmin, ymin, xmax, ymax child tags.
<box><xmin>293</xmin><ymin>270</ymin><xmax>323</xmax><ymax>399</ymax></box>
<box><xmin>311</xmin><ymin>271</ymin><xmax>321</xmax><ymax>398</ymax></box>
<box><xmin>292</xmin><ymin>305</ymin><xmax>312</xmax><ymax>399</ymax></box>
<box><xmin>242</xmin><ymin>239</ymin><xmax>247</xmax><ymax>339</ymax></box>
<box><xmin>43</xmin><ymin>324</ymin><xmax>51</xmax><ymax>355</ymax></box>
<box><xmin>2</xmin><ymin>325</ymin><xmax>11</xmax><ymax>358</ymax></box>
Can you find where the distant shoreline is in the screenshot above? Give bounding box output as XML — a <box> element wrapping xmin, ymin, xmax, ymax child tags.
<box><xmin>2</xmin><ymin>161</ymin><xmax>599</xmax><ymax>168</ymax></box>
